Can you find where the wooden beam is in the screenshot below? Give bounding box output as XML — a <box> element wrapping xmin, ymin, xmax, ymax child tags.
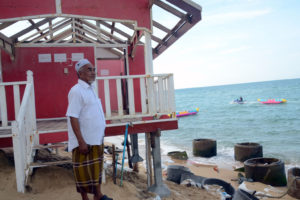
<box><xmin>80</xmin><ymin>19</ymin><xmax>125</xmax><ymax>43</ymax></box>
<box><xmin>0</xmin><ymin>32</ymin><xmax>14</xmax><ymax>57</ymax></box>
<box><xmin>111</xmin><ymin>22</ymin><xmax>115</xmax><ymax>35</ymax></box>
<box><xmin>153</xmin><ymin>20</ymin><xmax>171</xmax><ymax>33</ymax></box>
<box><xmin>0</xmin><ymin>33</ymin><xmax>13</xmax><ymax>44</ymax></box>
<box><xmin>153</xmin><ymin>0</ymin><xmax>185</xmax><ymax>18</ymax></box>
<box><xmin>0</xmin><ymin>22</ymin><xmax>16</xmax><ymax>30</ymax></box>
<box><xmin>98</xmin><ymin>21</ymin><xmax>131</xmax><ymax>40</ymax></box>
<box><xmin>28</xmin><ymin>20</ymin><xmax>48</xmax><ymax>40</ymax></box>
<box><xmin>151</xmin><ymin>35</ymin><xmax>163</xmax><ymax>44</ymax></box>
<box><xmin>11</xmin><ymin>18</ymin><xmax>53</xmax><ymax>40</ymax></box>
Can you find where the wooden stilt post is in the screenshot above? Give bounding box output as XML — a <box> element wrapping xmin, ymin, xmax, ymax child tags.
<box><xmin>145</xmin><ymin>132</ymin><xmax>153</xmax><ymax>187</ymax></box>
<box><xmin>148</xmin><ymin>129</ymin><xmax>171</xmax><ymax>198</ymax></box>
<box><xmin>112</xmin><ymin>144</ymin><xmax>116</xmax><ymax>184</ymax></box>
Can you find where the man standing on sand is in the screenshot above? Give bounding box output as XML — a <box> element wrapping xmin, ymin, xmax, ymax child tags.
<box><xmin>66</xmin><ymin>59</ymin><xmax>113</xmax><ymax>200</ymax></box>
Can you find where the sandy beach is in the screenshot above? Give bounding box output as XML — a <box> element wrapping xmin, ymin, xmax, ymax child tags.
<box><xmin>0</xmin><ymin>140</ymin><xmax>298</xmax><ymax>200</ymax></box>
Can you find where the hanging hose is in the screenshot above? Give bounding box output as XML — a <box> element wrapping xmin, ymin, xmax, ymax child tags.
<box><xmin>120</xmin><ymin>123</ymin><xmax>129</xmax><ymax>187</ymax></box>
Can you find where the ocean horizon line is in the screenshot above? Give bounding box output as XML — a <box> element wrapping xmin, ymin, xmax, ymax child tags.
<box><xmin>175</xmin><ymin>77</ymin><xmax>300</xmax><ymax>90</ymax></box>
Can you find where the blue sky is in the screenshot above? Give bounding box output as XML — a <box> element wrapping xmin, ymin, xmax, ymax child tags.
<box><xmin>153</xmin><ymin>0</ymin><xmax>300</xmax><ymax>89</ymax></box>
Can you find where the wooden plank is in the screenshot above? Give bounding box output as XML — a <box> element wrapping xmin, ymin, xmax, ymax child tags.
<box><xmin>17</xmin><ymin>18</ymin><xmax>68</xmax><ymax>43</ymax></box>
<box><xmin>0</xmin><ymin>22</ymin><xmax>15</xmax><ymax>30</ymax></box>
<box><xmin>30</xmin><ymin>19</ymin><xmax>71</xmax><ymax>43</ymax></box>
<box><xmin>146</xmin><ymin>77</ymin><xmax>155</xmax><ymax>114</ymax></box>
<box><xmin>11</xmin><ymin>18</ymin><xmax>52</xmax><ymax>40</ymax></box>
<box><xmin>104</xmin><ymin>79</ymin><xmax>111</xmax><ymax>117</ymax></box>
<box><xmin>0</xmin><ymin>85</ymin><xmax>8</xmax><ymax>127</ymax></box>
<box><xmin>162</xmin><ymin>78</ymin><xmax>168</xmax><ymax>112</ymax></box>
<box><xmin>167</xmin><ymin>75</ymin><xmax>175</xmax><ymax>112</ymax></box>
<box><xmin>0</xmin><ymin>133</ymin><xmax>12</xmax><ymax>138</ymax></box>
<box><xmin>153</xmin><ymin>20</ymin><xmax>171</xmax><ymax>33</ymax></box>
<box><xmin>144</xmin><ymin>31</ymin><xmax>153</xmax><ymax>74</ymax></box>
<box><xmin>158</xmin><ymin>77</ymin><xmax>164</xmax><ymax>112</ymax></box>
<box><xmin>30</xmin><ymin>160</ymin><xmax>72</xmax><ymax>168</ymax></box>
<box><xmin>105</xmin><ymin>119</ymin><xmax>178</xmax><ymax>136</ymax></box>
<box><xmin>127</xmin><ymin>78</ymin><xmax>135</xmax><ymax>115</ymax></box>
<box><xmin>154</xmin><ymin>0</ymin><xmax>185</xmax><ymax>18</ymax></box>
<box><xmin>140</xmin><ymin>77</ymin><xmax>147</xmax><ymax>114</ymax></box>
<box><xmin>13</xmin><ymin>85</ymin><xmax>20</xmax><ymax>118</ymax></box>
<box><xmin>0</xmin><ymin>81</ymin><xmax>27</xmax><ymax>86</ymax></box>
<box><xmin>11</xmin><ymin>121</ymin><xmax>26</xmax><ymax>193</ymax></box>
<box><xmin>98</xmin><ymin>21</ymin><xmax>131</xmax><ymax>40</ymax></box>
<box><xmin>33</xmin><ymin>143</ymin><xmax>66</xmax><ymax>150</ymax></box>
<box><xmin>116</xmin><ymin>79</ymin><xmax>123</xmax><ymax>116</ymax></box>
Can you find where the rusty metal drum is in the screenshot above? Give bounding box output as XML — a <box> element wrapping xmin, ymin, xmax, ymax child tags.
<box><xmin>193</xmin><ymin>139</ymin><xmax>216</xmax><ymax>158</ymax></box>
<box><xmin>234</xmin><ymin>142</ymin><xmax>263</xmax><ymax>162</ymax></box>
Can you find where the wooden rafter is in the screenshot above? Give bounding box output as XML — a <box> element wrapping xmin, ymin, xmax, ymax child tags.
<box><xmin>29</xmin><ymin>19</ymin><xmax>72</xmax><ymax>43</ymax></box>
<box><xmin>111</xmin><ymin>22</ymin><xmax>115</xmax><ymax>35</ymax></box>
<box><xmin>0</xmin><ymin>32</ymin><xmax>14</xmax><ymax>58</ymax></box>
<box><xmin>79</xmin><ymin>19</ymin><xmax>125</xmax><ymax>43</ymax></box>
<box><xmin>28</xmin><ymin>20</ymin><xmax>48</xmax><ymax>40</ymax></box>
<box><xmin>11</xmin><ymin>18</ymin><xmax>53</xmax><ymax>41</ymax></box>
<box><xmin>153</xmin><ymin>20</ymin><xmax>171</xmax><ymax>33</ymax></box>
<box><xmin>154</xmin><ymin>0</ymin><xmax>185</xmax><ymax>18</ymax></box>
<box><xmin>98</xmin><ymin>21</ymin><xmax>131</xmax><ymax>40</ymax></box>
<box><xmin>0</xmin><ymin>22</ymin><xmax>16</xmax><ymax>30</ymax></box>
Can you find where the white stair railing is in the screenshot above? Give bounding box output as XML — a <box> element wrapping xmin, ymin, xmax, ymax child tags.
<box><xmin>11</xmin><ymin>70</ymin><xmax>37</xmax><ymax>193</ymax></box>
<box><xmin>96</xmin><ymin>73</ymin><xmax>176</xmax><ymax>120</ymax></box>
<box><xmin>0</xmin><ymin>77</ymin><xmax>27</xmax><ymax>132</ymax></box>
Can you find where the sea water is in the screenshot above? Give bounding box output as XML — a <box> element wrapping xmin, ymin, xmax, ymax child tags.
<box><xmin>160</xmin><ymin>78</ymin><xmax>300</xmax><ymax>168</ymax></box>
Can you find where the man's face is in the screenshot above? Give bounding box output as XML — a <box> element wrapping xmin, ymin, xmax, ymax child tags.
<box><xmin>78</xmin><ymin>64</ymin><xmax>96</xmax><ymax>84</ymax></box>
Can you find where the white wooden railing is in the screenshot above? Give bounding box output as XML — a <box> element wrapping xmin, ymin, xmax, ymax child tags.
<box><xmin>0</xmin><ymin>76</ymin><xmax>28</xmax><ymax>132</ymax></box>
<box><xmin>10</xmin><ymin>71</ymin><xmax>37</xmax><ymax>193</ymax></box>
<box><xmin>96</xmin><ymin>73</ymin><xmax>176</xmax><ymax>120</ymax></box>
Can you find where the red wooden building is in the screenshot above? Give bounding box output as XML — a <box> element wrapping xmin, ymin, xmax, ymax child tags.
<box><xmin>0</xmin><ymin>0</ymin><xmax>201</xmax><ymax>196</ymax></box>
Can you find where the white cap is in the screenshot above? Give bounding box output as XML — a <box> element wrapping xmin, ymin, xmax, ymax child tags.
<box><xmin>75</xmin><ymin>59</ymin><xmax>91</xmax><ymax>72</ymax></box>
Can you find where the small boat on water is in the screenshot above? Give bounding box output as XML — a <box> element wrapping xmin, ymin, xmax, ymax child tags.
<box><xmin>257</xmin><ymin>98</ymin><xmax>287</xmax><ymax>104</ymax></box>
<box><xmin>176</xmin><ymin>108</ymin><xmax>199</xmax><ymax>117</ymax></box>
<box><xmin>233</xmin><ymin>97</ymin><xmax>245</xmax><ymax>104</ymax></box>
<box><xmin>233</xmin><ymin>99</ymin><xmax>246</xmax><ymax>104</ymax></box>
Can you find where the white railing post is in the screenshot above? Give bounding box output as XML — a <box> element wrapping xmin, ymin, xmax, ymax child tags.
<box><xmin>167</xmin><ymin>74</ymin><xmax>176</xmax><ymax>112</ymax></box>
<box><xmin>27</xmin><ymin>70</ymin><xmax>38</xmax><ymax>146</ymax></box>
<box><xmin>13</xmin><ymin>85</ymin><xmax>21</xmax><ymax>118</ymax></box>
<box><xmin>127</xmin><ymin>78</ymin><xmax>135</xmax><ymax>115</ymax></box>
<box><xmin>144</xmin><ymin>31</ymin><xmax>153</xmax><ymax>75</ymax></box>
<box><xmin>157</xmin><ymin>77</ymin><xmax>164</xmax><ymax>113</ymax></box>
<box><xmin>163</xmin><ymin>78</ymin><xmax>168</xmax><ymax>112</ymax></box>
<box><xmin>104</xmin><ymin>79</ymin><xmax>111</xmax><ymax>117</ymax></box>
<box><xmin>95</xmin><ymin>73</ymin><xmax>175</xmax><ymax>119</ymax></box>
<box><xmin>12</xmin><ymin>121</ymin><xmax>26</xmax><ymax>193</ymax></box>
<box><xmin>140</xmin><ymin>77</ymin><xmax>147</xmax><ymax>114</ymax></box>
<box><xmin>116</xmin><ymin>79</ymin><xmax>123</xmax><ymax>117</ymax></box>
<box><xmin>0</xmin><ymin>85</ymin><xmax>8</xmax><ymax>127</ymax></box>
<box><xmin>146</xmin><ymin>76</ymin><xmax>155</xmax><ymax>114</ymax></box>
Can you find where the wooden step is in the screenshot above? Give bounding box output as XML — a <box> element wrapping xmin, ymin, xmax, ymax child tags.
<box><xmin>33</xmin><ymin>143</ymin><xmax>67</xmax><ymax>150</ymax></box>
<box><xmin>30</xmin><ymin>159</ymin><xmax>72</xmax><ymax>168</ymax></box>
<box><xmin>0</xmin><ymin>133</ymin><xmax>12</xmax><ymax>138</ymax></box>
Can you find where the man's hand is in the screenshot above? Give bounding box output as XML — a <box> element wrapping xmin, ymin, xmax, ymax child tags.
<box><xmin>78</xmin><ymin>141</ymin><xmax>89</xmax><ymax>154</ymax></box>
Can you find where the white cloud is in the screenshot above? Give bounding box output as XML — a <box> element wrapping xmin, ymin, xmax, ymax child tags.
<box><xmin>204</xmin><ymin>9</ymin><xmax>272</xmax><ymax>24</ymax></box>
<box><xmin>220</xmin><ymin>46</ymin><xmax>250</xmax><ymax>55</ymax></box>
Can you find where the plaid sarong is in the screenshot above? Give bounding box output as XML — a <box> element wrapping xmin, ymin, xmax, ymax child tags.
<box><xmin>72</xmin><ymin>144</ymin><xmax>104</xmax><ymax>194</ymax></box>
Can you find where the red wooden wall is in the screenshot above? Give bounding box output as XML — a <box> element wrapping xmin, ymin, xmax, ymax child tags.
<box><xmin>0</xmin><ymin>0</ymin><xmax>151</xmax><ymax>29</ymax></box>
<box><xmin>1</xmin><ymin>47</ymin><xmax>94</xmax><ymax>120</ymax></box>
